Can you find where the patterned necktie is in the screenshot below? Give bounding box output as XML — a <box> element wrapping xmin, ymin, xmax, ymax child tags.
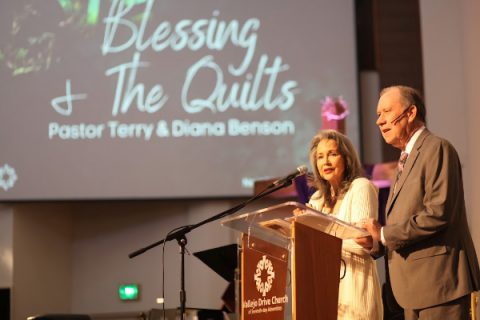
<box><xmin>397</xmin><ymin>152</ymin><xmax>409</xmax><ymax>174</ymax></box>
<box><xmin>393</xmin><ymin>152</ymin><xmax>408</xmax><ymax>193</ymax></box>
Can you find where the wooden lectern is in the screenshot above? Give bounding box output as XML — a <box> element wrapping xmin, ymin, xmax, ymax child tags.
<box><xmin>221</xmin><ymin>201</ymin><xmax>368</xmax><ymax>320</ymax></box>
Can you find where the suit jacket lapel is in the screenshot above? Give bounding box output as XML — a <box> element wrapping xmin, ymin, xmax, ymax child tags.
<box><xmin>385</xmin><ymin>129</ymin><xmax>430</xmax><ymax>215</ymax></box>
<box><xmin>386</xmin><ymin>177</ymin><xmax>396</xmax><ymax>211</ymax></box>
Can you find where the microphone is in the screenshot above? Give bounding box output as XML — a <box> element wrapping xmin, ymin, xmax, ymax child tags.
<box><xmin>271</xmin><ymin>165</ymin><xmax>308</xmax><ymax>187</ymax></box>
<box><xmin>390</xmin><ymin>105</ymin><xmax>412</xmax><ymax>125</ymax></box>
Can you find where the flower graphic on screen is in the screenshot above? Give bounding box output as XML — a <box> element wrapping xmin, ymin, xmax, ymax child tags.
<box><xmin>0</xmin><ymin>164</ymin><xmax>18</xmax><ymax>191</ymax></box>
<box><xmin>254</xmin><ymin>255</ymin><xmax>275</xmax><ymax>297</ymax></box>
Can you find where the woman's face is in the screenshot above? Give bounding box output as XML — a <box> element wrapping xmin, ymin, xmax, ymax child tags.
<box><xmin>316</xmin><ymin>139</ymin><xmax>345</xmax><ymax>189</ymax></box>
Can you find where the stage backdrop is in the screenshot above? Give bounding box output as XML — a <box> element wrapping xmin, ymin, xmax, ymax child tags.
<box><xmin>0</xmin><ymin>0</ymin><xmax>358</xmax><ymax>200</ymax></box>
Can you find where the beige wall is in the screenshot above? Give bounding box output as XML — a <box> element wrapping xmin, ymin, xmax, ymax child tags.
<box><xmin>461</xmin><ymin>0</ymin><xmax>480</xmax><ymax>257</ymax></box>
<box><xmin>70</xmin><ymin>199</ymin><xmax>238</xmax><ymax>314</ymax></box>
<box><xmin>5</xmin><ymin>197</ymin><xmax>281</xmax><ymax>319</ymax></box>
<box><xmin>420</xmin><ymin>1</ymin><xmax>480</xmax><ymax>313</ymax></box>
<box><xmin>0</xmin><ymin>206</ymin><xmax>13</xmax><ymax>288</ymax></box>
<box><xmin>11</xmin><ymin>204</ymin><xmax>73</xmax><ymax>320</ymax></box>
<box><xmin>420</xmin><ymin>0</ymin><xmax>480</xmax><ymax>254</ymax></box>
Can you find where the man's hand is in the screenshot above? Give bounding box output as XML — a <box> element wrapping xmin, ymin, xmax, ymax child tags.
<box><xmin>362</xmin><ymin>218</ymin><xmax>382</xmax><ymax>241</ymax></box>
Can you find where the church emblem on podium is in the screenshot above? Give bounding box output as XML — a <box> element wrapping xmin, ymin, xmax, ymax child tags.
<box><xmin>254</xmin><ymin>255</ymin><xmax>275</xmax><ymax>296</ymax></box>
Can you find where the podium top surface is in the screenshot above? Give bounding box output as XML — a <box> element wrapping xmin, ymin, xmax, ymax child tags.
<box><xmin>221</xmin><ymin>201</ymin><xmax>369</xmax><ymax>248</ymax></box>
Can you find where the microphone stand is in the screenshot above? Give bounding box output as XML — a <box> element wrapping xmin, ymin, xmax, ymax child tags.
<box><xmin>128</xmin><ymin>178</ymin><xmax>296</xmax><ymax>320</ymax></box>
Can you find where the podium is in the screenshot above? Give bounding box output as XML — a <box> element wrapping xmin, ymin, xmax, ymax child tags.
<box><xmin>221</xmin><ymin>201</ymin><xmax>368</xmax><ymax>320</ymax></box>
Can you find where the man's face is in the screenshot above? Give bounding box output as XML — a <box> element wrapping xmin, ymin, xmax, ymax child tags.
<box><xmin>376</xmin><ymin>89</ymin><xmax>412</xmax><ymax>150</ymax></box>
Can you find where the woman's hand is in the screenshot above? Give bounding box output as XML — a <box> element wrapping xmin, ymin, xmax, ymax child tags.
<box><xmin>293</xmin><ymin>208</ymin><xmax>306</xmax><ymax>216</ymax></box>
<box><xmin>354</xmin><ymin>235</ymin><xmax>373</xmax><ymax>250</ymax></box>
<box><xmin>362</xmin><ymin>218</ymin><xmax>382</xmax><ymax>241</ymax></box>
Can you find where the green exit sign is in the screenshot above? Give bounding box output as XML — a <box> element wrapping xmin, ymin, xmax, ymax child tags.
<box><xmin>118</xmin><ymin>284</ymin><xmax>140</xmax><ymax>301</ymax></box>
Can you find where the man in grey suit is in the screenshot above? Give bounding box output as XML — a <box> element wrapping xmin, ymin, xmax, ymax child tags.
<box><xmin>362</xmin><ymin>85</ymin><xmax>480</xmax><ymax>319</ymax></box>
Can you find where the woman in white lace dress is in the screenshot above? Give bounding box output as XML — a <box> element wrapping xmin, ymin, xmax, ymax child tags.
<box><xmin>306</xmin><ymin>130</ymin><xmax>383</xmax><ymax>320</ymax></box>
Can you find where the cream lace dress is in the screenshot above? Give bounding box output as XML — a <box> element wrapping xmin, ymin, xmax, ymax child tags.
<box><xmin>308</xmin><ymin>177</ymin><xmax>383</xmax><ymax>320</ymax></box>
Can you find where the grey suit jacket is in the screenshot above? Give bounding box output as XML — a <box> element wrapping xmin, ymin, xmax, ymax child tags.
<box><xmin>383</xmin><ymin>129</ymin><xmax>480</xmax><ymax>309</ymax></box>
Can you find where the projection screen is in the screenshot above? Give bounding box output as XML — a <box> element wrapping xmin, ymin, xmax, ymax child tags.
<box><xmin>0</xmin><ymin>0</ymin><xmax>359</xmax><ymax>200</ymax></box>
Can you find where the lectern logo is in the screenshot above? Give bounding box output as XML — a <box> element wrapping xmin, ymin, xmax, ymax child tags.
<box><xmin>254</xmin><ymin>255</ymin><xmax>275</xmax><ymax>296</ymax></box>
<box><xmin>0</xmin><ymin>164</ymin><xmax>17</xmax><ymax>191</ymax></box>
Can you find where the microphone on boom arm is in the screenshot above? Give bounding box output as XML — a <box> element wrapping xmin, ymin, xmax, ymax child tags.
<box><xmin>271</xmin><ymin>165</ymin><xmax>309</xmax><ymax>187</ymax></box>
